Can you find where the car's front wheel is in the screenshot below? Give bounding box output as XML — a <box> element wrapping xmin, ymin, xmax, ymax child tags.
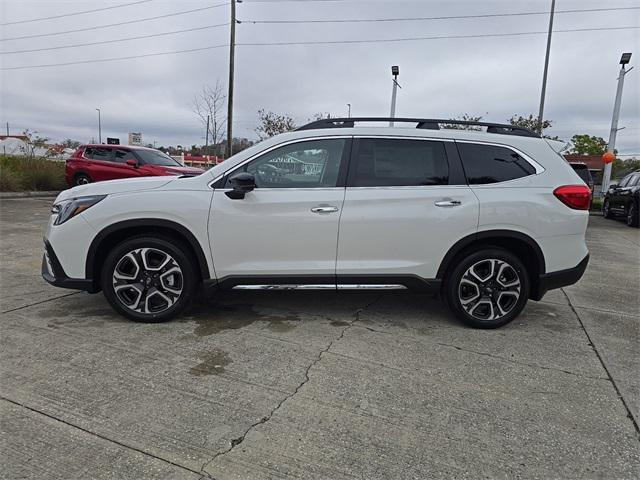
<box><xmin>101</xmin><ymin>236</ymin><xmax>196</xmax><ymax>322</ymax></box>
<box><xmin>444</xmin><ymin>248</ymin><xmax>530</xmax><ymax>329</ymax></box>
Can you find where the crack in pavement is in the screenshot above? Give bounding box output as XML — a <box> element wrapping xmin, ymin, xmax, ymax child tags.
<box><xmin>199</xmin><ymin>294</ymin><xmax>384</xmax><ymax>475</ymax></box>
<box><xmin>1</xmin><ymin>291</ymin><xmax>82</xmax><ymax>314</ymax></box>
<box><xmin>0</xmin><ymin>395</ymin><xmax>209</xmax><ymax>478</ymax></box>
<box><xmin>561</xmin><ymin>288</ymin><xmax>640</xmax><ymax>440</ymax></box>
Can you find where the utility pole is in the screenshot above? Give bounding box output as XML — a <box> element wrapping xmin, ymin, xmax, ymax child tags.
<box><xmin>389</xmin><ymin>65</ymin><xmax>400</xmax><ymax>127</ymax></box>
<box><xmin>5</xmin><ymin>122</ymin><xmax>8</xmax><ymax>136</ymax></box>
<box><xmin>347</xmin><ymin>103</ymin><xmax>351</xmax><ymax>118</ymax></box>
<box><xmin>601</xmin><ymin>52</ymin><xmax>633</xmax><ymax>195</ymax></box>
<box><xmin>537</xmin><ymin>0</ymin><xmax>555</xmax><ymax>134</ymax></box>
<box><xmin>95</xmin><ymin>108</ymin><xmax>102</xmax><ymax>144</ymax></box>
<box><xmin>205</xmin><ymin>114</ymin><xmax>210</xmax><ymax>155</ymax></box>
<box><xmin>226</xmin><ymin>0</ymin><xmax>236</xmax><ymax>158</ymax></box>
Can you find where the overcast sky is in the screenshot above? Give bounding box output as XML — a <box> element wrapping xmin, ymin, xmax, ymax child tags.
<box><xmin>1</xmin><ymin>0</ymin><xmax>638</xmax><ymax>154</ymax></box>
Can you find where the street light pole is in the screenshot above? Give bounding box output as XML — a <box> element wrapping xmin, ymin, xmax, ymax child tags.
<box><xmin>389</xmin><ymin>65</ymin><xmax>400</xmax><ymax>127</ymax></box>
<box><xmin>95</xmin><ymin>108</ymin><xmax>101</xmax><ymax>144</ymax></box>
<box><xmin>347</xmin><ymin>103</ymin><xmax>351</xmax><ymax>118</ymax></box>
<box><xmin>601</xmin><ymin>52</ymin><xmax>633</xmax><ymax>195</ymax></box>
<box><xmin>537</xmin><ymin>0</ymin><xmax>555</xmax><ymax>134</ymax></box>
<box><xmin>205</xmin><ymin>114</ymin><xmax>210</xmax><ymax>154</ymax></box>
<box><xmin>226</xmin><ymin>0</ymin><xmax>237</xmax><ymax>159</ymax></box>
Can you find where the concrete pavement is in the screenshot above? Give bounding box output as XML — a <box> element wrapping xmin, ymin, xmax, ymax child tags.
<box><xmin>1</xmin><ymin>197</ymin><xmax>638</xmax><ymax>479</ymax></box>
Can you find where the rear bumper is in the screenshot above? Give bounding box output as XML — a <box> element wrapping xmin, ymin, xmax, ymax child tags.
<box><xmin>531</xmin><ymin>254</ymin><xmax>589</xmax><ymax>301</ymax></box>
<box><xmin>42</xmin><ymin>241</ymin><xmax>96</xmax><ymax>292</ymax></box>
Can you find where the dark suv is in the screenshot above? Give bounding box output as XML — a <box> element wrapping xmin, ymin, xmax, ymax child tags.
<box><xmin>603</xmin><ymin>170</ymin><xmax>640</xmax><ymax>227</ymax></box>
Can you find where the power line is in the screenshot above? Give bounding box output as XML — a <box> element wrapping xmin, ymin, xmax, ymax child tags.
<box><xmin>0</xmin><ymin>3</ymin><xmax>230</xmax><ymax>42</ymax></box>
<box><xmin>238</xmin><ymin>25</ymin><xmax>640</xmax><ymax>46</ymax></box>
<box><xmin>1</xmin><ymin>45</ymin><xmax>228</xmax><ymax>71</ymax></box>
<box><xmin>240</xmin><ymin>6</ymin><xmax>640</xmax><ymax>24</ymax></box>
<box><xmin>2</xmin><ymin>24</ymin><xmax>637</xmax><ymax>71</ymax></box>
<box><xmin>0</xmin><ymin>24</ymin><xmax>230</xmax><ymax>55</ymax></box>
<box><xmin>0</xmin><ymin>0</ymin><xmax>154</xmax><ymax>26</ymax></box>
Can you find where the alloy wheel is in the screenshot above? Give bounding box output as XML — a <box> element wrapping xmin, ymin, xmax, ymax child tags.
<box><xmin>112</xmin><ymin>247</ymin><xmax>183</xmax><ymax>314</ymax></box>
<box><xmin>458</xmin><ymin>259</ymin><xmax>521</xmax><ymax>321</ymax></box>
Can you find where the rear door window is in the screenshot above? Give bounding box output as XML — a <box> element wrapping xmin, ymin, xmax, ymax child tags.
<box><xmin>84</xmin><ymin>147</ymin><xmax>113</xmax><ymax>162</ymax></box>
<box><xmin>457</xmin><ymin>143</ymin><xmax>536</xmax><ymax>184</ymax></box>
<box><xmin>349</xmin><ymin>138</ymin><xmax>449</xmax><ymax>187</ymax></box>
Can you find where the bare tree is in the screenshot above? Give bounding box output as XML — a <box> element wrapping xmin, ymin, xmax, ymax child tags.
<box><xmin>191</xmin><ymin>81</ymin><xmax>226</xmax><ymax>155</ymax></box>
<box><xmin>19</xmin><ymin>129</ymin><xmax>52</xmax><ymax>158</ymax></box>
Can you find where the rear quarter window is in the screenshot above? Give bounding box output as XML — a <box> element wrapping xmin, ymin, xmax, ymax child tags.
<box><xmin>457</xmin><ymin>143</ymin><xmax>536</xmax><ymax>184</ymax></box>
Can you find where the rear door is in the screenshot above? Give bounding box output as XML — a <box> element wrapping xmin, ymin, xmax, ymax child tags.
<box><xmin>336</xmin><ymin>137</ymin><xmax>479</xmax><ymax>284</ymax></box>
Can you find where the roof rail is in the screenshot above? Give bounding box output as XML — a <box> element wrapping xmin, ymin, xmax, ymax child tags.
<box><xmin>295</xmin><ymin>117</ymin><xmax>540</xmax><ymax>138</ymax></box>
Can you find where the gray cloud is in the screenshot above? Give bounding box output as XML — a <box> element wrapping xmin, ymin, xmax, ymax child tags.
<box><xmin>1</xmin><ymin>0</ymin><xmax>638</xmax><ymax>154</ymax></box>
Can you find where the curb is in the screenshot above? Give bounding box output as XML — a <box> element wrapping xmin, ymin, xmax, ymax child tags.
<box><xmin>0</xmin><ymin>191</ymin><xmax>60</xmax><ymax>199</ymax></box>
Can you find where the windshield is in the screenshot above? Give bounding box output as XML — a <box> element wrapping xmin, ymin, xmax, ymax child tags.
<box><xmin>136</xmin><ymin>150</ymin><xmax>182</xmax><ymax>167</ymax></box>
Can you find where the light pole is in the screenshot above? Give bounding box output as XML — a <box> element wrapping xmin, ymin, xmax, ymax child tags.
<box><xmin>537</xmin><ymin>0</ymin><xmax>555</xmax><ymax>134</ymax></box>
<box><xmin>95</xmin><ymin>108</ymin><xmax>101</xmax><ymax>144</ymax></box>
<box><xmin>347</xmin><ymin>103</ymin><xmax>351</xmax><ymax>118</ymax></box>
<box><xmin>389</xmin><ymin>65</ymin><xmax>401</xmax><ymax>126</ymax></box>
<box><xmin>601</xmin><ymin>52</ymin><xmax>633</xmax><ymax>195</ymax></box>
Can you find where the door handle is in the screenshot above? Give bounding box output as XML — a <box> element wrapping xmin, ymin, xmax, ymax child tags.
<box><xmin>311</xmin><ymin>206</ymin><xmax>339</xmax><ymax>214</ymax></box>
<box><xmin>434</xmin><ymin>199</ymin><xmax>462</xmax><ymax>207</ymax></box>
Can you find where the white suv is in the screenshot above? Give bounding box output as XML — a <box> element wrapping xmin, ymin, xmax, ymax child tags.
<box><xmin>42</xmin><ymin>118</ymin><xmax>591</xmax><ymax>328</ymax></box>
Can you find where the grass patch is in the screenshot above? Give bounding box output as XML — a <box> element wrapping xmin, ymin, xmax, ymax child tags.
<box><xmin>0</xmin><ymin>156</ymin><xmax>66</xmax><ymax>192</ymax></box>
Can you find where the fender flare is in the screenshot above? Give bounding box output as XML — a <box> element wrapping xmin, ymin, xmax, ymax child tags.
<box><xmin>436</xmin><ymin>230</ymin><xmax>546</xmax><ymax>279</ymax></box>
<box><xmin>85</xmin><ymin>219</ymin><xmax>211</xmax><ymax>281</ymax></box>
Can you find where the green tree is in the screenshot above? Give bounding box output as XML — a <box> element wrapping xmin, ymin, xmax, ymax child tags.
<box><xmin>509</xmin><ymin>114</ymin><xmax>559</xmax><ymax>140</ymax></box>
<box><xmin>612</xmin><ymin>158</ymin><xmax>640</xmax><ymax>179</ymax></box>
<box><xmin>256</xmin><ymin>109</ymin><xmax>297</xmax><ymax>139</ymax></box>
<box><xmin>61</xmin><ymin>139</ymin><xmax>81</xmax><ymax>149</ymax></box>
<box><xmin>569</xmin><ymin>134</ymin><xmax>607</xmax><ymax>155</ymax></box>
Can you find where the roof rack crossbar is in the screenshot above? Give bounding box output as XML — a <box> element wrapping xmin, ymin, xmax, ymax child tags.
<box><xmin>295</xmin><ymin>117</ymin><xmax>540</xmax><ymax>138</ymax></box>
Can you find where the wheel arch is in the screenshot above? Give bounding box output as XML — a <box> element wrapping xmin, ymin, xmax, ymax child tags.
<box><xmin>86</xmin><ymin>219</ymin><xmax>211</xmax><ymax>290</ymax></box>
<box><xmin>436</xmin><ymin>230</ymin><xmax>546</xmax><ymax>299</ymax></box>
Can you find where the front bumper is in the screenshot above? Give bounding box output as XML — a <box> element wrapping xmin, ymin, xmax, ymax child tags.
<box><xmin>42</xmin><ymin>241</ymin><xmax>96</xmax><ymax>292</ymax></box>
<box><xmin>531</xmin><ymin>254</ymin><xmax>589</xmax><ymax>301</ymax></box>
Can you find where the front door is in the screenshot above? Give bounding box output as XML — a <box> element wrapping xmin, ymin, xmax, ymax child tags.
<box><xmin>210</xmin><ymin>137</ymin><xmax>350</xmax><ymax>285</ymax></box>
<box><xmin>336</xmin><ymin>137</ymin><xmax>479</xmax><ymax>283</ymax></box>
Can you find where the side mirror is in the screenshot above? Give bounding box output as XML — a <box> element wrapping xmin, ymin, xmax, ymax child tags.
<box><xmin>126</xmin><ymin>159</ymin><xmax>138</xmax><ymax>168</ymax></box>
<box><xmin>225</xmin><ymin>172</ymin><xmax>256</xmax><ymax>199</ymax></box>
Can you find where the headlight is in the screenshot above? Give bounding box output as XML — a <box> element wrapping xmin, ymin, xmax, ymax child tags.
<box><xmin>52</xmin><ymin>195</ymin><xmax>106</xmax><ymax>225</ymax></box>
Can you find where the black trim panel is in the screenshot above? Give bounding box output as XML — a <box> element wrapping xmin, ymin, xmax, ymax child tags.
<box><xmin>85</xmin><ymin>219</ymin><xmax>211</xmax><ymax>281</ymax></box>
<box><xmin>531</xmin><ymin>254</ymin><xmax>589</xmax><ymax>301</ymax></box>
<box><xmin>42</xmin><ymin>241</ymin><xmax>97</xmax><ymax>292</ymax></box>
<box><xmin>214</xmin><ymin>274</ymin><xmax>441</xmax><ymax>292</ymax></box>
<box><xmin>436</xmin><ymin>230</ymin><xmax>546</xmax><ymax>279</ymax></box>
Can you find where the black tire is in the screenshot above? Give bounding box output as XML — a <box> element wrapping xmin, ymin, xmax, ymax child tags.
<box><xmin>627</xmin><ymin>201</ymin><xmax>639</xmax><ymax>228</ymax></box>
<box><xmin>603</xmin><ymin>199</ymin><xmax>613</xmax><ymax>219</ymax></box>
<box><xmin>74</xmin><ymin>173</ymin><xmax>92</xmax><ymax>186</ymax></box>
<box><xmin>444</xmin><ymin>248</ymin><xmax>530</xmax><ymax>329</ymax></box>
<box><xmin>101</xmin><ymin>236</ymin><xmax>197</xmax><ymax>323</ymax></box>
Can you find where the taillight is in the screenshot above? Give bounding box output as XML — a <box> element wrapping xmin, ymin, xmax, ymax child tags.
<box><xmin>553</xmin><ymin>185</ymin><xmax>592</xmax><ymax>210</ymax></box>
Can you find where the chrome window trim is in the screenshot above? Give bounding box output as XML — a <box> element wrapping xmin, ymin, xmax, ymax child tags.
<box><xmin>208</xmin><ymin>135</ymin><xmax>352</xmax><ymax>189</ymax></box>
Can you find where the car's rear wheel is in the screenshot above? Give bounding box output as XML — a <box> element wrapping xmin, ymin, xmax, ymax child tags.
<box><xmin>603</xmin><ymin>199</ymin><xmax>613</xmax><ymax>219</ymax></box>
<box><xmin>627</xmin><ymin>201</ymin><xmax>639</xmax><ymax>228</ymax></box>
<box><xmin>101</xmin><ymin>236</ymin><xmax>196</xmax><ymax>322</ymax></box>
<box><xmin>74</xmin><ymin>173</ymin><xmax>92</xmax><ymax>186</ymax></box>
<box><xmin>444</xmin><ymin>248</ymin><xmax>530</xmax><ymax>329</ymax></box>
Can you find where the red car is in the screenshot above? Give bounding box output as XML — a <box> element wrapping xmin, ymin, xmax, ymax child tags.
<box><xmin>65</xmin><ymin>144</ymin><xmax>205</xmax><ymax>187</ymax></box>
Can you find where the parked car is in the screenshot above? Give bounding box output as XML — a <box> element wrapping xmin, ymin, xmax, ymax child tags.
<box><xmin>602</xmin><ymin>170</ymin><xmax>640</xmax><ymax>227</ymax></box>
<box><xmin>65</xmin><ymin>144</ymin><xmax>204</xmax><ymax>186</ymax></box>
<box><xmin>43</xmin><ymin>117</ymin><xmax>591</xmax><ymax>329</ymax></box>
<box><xmin>569</xmin><ymin>162</ymin><xmax>594</xmax><ymax>193</ymax></box>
